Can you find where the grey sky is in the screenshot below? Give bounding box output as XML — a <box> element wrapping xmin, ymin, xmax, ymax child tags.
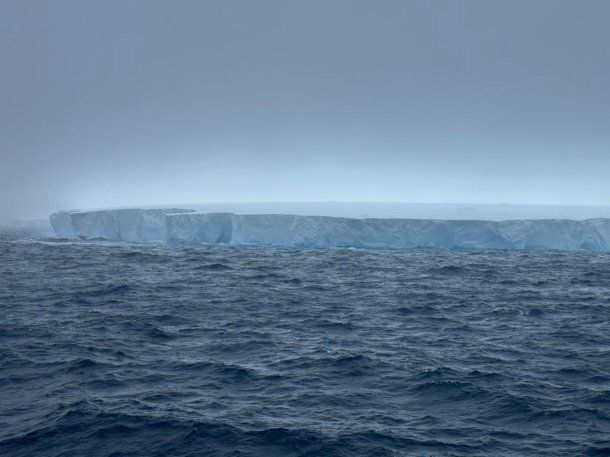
<box><xmin>1</xmin><ymin>0</ymin><xmax>609</xmax><ymax>222</ymax></box>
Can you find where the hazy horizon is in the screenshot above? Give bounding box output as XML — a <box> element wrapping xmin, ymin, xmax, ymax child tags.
<box><xmin>2</xmin><ymin>0</ymin><xmax>610</xmax><ymax>223</ymax></box>
<box><xmin>9</xmin><ymin>201</ymin><xmax>610</xmax><ymax>226</ymax></box>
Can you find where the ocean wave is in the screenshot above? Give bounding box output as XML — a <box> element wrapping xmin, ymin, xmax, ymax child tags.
<box><xmin>2</xmin><ymin>233</ymin><xmax>610</xmax><ymax>455</ymax></box>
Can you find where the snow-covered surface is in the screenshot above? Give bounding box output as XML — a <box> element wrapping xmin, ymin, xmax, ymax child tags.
<box><xmin>49</xmin><ymin>208</ymin><xmax>610</xmax><ymax>251</ymax></box>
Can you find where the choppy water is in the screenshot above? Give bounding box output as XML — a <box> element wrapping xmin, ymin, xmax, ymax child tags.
<box><xmin>1</xmin><ymin>231</ymin><xmax>610</xmax><ymax>456</ymax></box>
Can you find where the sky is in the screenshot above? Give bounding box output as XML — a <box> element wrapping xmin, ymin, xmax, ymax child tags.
<box><xmin>1</xmin><ymin>0</ymin><xmax>610</xmax><ymax>222</ymax></box>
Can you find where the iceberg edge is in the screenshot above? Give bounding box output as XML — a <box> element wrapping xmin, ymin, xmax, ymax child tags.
<box><xmin>49</xmin><ymin>208</ymin><xmax>610</xmax><ymax>251</ymax></box>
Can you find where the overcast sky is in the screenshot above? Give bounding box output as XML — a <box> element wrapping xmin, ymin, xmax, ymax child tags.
<box><xmin>1</xmin><ymin>0</ymin><xmax>610</xmax><ymax>222</ymax></box>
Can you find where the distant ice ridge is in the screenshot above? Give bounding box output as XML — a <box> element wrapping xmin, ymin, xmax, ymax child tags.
<box><xmin>49</xmin><ymin>209</ymin><xmax>610</xmax><ymax>251</ymax></box>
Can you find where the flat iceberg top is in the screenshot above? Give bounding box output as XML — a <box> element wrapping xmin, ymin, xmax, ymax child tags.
<box><xmin>49</xmin><ymin>208</ymin><xmax>610</xmax><ymax>251</ymax></box>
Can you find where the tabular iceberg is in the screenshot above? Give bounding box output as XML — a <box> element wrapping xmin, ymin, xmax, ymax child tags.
<box><xmin>49</xmin><ymin>208</ymin><xmax>610</xmax><ymax>251</ymax></box>
<box><xmin>50</xmin><ymin>208</ymin><xmax>193</xmax><ymax>242</ymax></box>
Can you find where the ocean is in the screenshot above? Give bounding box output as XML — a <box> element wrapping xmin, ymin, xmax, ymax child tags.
<box><xmin>1</xmin><ymin>230</ymin><xmax>609</xmax><ymax>456</ymax></box>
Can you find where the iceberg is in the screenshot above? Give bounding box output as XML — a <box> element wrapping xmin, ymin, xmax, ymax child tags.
<box><xmin>49</xmin><ymin>208</ymin><xmax>610</xmax><ymax>251</ymax></box>
<box><xmin>50</xmin><ymin>210</ymin><xmax>79</xmax><ymax>238</ymax></box>
<box><xmin>50</xmin><ymin>208</ymin><xmax>193</xmax><ymax>242</ymax></box>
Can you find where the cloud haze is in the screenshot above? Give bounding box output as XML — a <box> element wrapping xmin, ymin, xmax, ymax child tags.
<box><xmin>1</xmin><ymin>0</ymin><xmax>610</xmax><ymax>222</ymax></box>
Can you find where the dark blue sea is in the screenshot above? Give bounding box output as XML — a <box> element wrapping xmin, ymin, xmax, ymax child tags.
<box><xmin>1</xmin><ymin>230</ymin><xmax>610</xmax><ymax>456</ymax></box>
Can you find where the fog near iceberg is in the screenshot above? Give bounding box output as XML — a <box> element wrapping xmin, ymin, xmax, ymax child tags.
<box><xmin>2</xmin><ymin>0</ymin><xmax>610</xmax><ymax>223</ymax></box>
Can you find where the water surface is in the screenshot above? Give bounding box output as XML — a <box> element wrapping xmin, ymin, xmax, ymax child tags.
<box><xmin>1</xmin><ymin>232</ymin><xmax>609</xmax><ymax>456</ymax></box>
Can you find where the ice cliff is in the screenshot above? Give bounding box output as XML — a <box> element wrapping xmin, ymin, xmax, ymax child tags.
<box><xmin>50</xmin><ymin>208</ymin><xmax>193</xmax><ymax>242</ymax></box>
<box><xmin>49</xmin><ymin>209</ymin><xmax>610</xmax><ymax>251</ymax></box>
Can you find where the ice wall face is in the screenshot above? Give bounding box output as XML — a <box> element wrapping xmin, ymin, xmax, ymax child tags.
<box><xmin>50</xmin><ymin>211</ymin><xmax>78</xmax><ymax>238</ymax></box>
<box><xmin>166</xmin><ymin>212</ymin><xmax>233</xmax><ymax>244</ymax></box>
<box><xmin>50</xmin><ymin>209</ymin><xmax>610</xmax><ymax>251</ymax></box>
<box><xmin>225</xmin><ymin>215</ymin><xmax>505</xmax><ymax>249</ymax></box>
<box><xmin>50</xmin><ymin>208</ymin><xmax>193</xmax><ymax>242</ymax></box>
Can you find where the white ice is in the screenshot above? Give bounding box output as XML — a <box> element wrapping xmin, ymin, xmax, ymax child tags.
<box><xmin>49</xmin><ymin>208</ymin><xmax>610</xmax><ymax>251</ymax></box>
